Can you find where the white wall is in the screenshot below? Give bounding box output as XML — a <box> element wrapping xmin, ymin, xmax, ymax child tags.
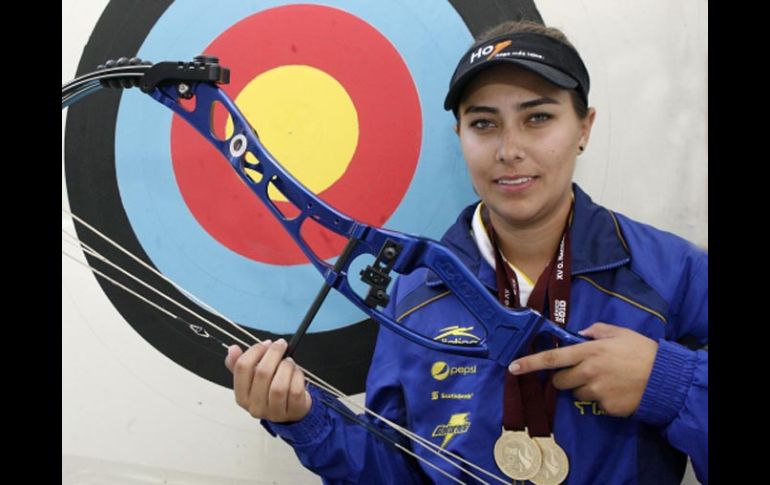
<box><xmin>63</xmin><ymin>1</ymin><xmax>706</xmax><ymax>483</ymax></box>
<box><xmin>537</xmin><ymin>1</ymin><xmax>707</xmax><ymax>248</ymax></box>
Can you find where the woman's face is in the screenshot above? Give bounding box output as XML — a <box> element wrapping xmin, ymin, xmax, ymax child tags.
<box><xmin>456</xmin><ymin>64</ymin><xmax>595</xmax><ymax>231</ymax></box>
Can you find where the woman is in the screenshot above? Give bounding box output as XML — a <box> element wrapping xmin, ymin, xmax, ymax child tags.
<box><xmin>225</xmin><ymin>20</ymin><xmax>707</xmax><ymax>485</ymax></box>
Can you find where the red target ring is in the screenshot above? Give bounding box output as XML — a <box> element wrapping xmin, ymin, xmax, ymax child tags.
<box><xmin>171</xmin><ymin>4</ymin><xmax>422</xmax><ymax>265</ymax></box>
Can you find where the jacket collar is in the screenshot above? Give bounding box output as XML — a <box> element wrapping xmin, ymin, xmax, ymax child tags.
<box><xmin>425</xmin><ymin>184</ymin><xmax>631</xmax><ymax>288</ymax></box>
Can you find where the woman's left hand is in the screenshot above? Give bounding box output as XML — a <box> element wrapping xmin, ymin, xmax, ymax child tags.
<box><xmin>509</xmin><ymin>322</ymin><xmax>658</xmax><ymax>417</ymax></box>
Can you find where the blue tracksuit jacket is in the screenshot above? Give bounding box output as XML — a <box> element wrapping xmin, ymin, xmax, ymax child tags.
<box><xmin>265</xmin><ymin>185</ymin><xmax>708</xmax><ymax>484</ymax></box>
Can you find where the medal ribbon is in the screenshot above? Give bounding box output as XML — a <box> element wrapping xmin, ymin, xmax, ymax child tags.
<box><xmin>483</xmin><ymin>205</ymin><xmax>572</xmax><ymax>437</ymax></box>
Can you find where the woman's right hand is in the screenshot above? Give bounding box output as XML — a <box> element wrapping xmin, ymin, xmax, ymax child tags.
<box><xmin>224</xmin><ymin>338</ymin><xmax>313</xmax><ymax>423</ymax></box>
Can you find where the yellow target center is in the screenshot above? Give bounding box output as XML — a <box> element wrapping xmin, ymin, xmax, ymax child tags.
<box><xmin>227</xmin><ymin>65</ymin><xmax>359</xmax><ymax>201</ymax></box>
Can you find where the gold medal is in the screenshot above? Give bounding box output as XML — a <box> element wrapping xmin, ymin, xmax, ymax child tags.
<box><xmin>493</xmin><ymin>428</ymin><xmax>542</xmax><ymax>480</ymax></box>
<box><xmin>530</xmin><ymin>435</ymin><xmax>570</xmax><ymax>485</ymax></box>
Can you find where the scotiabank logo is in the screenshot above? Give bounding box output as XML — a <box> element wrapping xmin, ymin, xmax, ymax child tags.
<box><xmin>431</xmin><ymin>361</ymin><xmax>477</xmax><ymax>381</ymax></box>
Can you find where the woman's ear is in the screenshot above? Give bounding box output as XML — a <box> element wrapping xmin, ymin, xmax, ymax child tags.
<box><xmin>453</xmin><ymin>122</ymin><xmax>460</xmax><ymax>136</ymax></box>
<box><xmin>578</xmin><ymin>107</ymin><xmax>597</xmax><ymax>150</ymax></box>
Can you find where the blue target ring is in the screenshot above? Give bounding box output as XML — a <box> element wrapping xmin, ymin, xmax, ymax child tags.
<box><xmin>116</xmin><ymin>0</ymin><xmax>476</xmax><ymax>334</ymax></box>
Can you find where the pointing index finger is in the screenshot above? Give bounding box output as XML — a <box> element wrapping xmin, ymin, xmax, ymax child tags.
<box><xmin>509</xmin><ymin>343</ymin><xmax>590</xmax><ymax>375</ymax></box>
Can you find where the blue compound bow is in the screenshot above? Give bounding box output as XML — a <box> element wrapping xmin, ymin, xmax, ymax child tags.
<box><xmin>61</xmin><ymin>55</ymin><xmax>586</xmax><ymax>369</ymax></box>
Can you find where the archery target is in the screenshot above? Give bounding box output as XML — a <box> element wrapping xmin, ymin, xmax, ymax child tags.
<box><xmin>169</xmin><ymin>6</ymin><xmax>421</xmax><ymax>266</ymax></box>
<box><xmin>65</xmin><ymin>0</ymin><xmax>542</xmax><ymax>393</ymax></box>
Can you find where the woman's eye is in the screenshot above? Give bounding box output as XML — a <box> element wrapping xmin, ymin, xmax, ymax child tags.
<box><xmin>528</xmin><ymin>113</ymin><xmax>553</xmax><ymax>123</ymax></box>
<box><xmin>470</xmin><ymin>119</ymin><xmax>494</xmax><ymax>129</ymax></box>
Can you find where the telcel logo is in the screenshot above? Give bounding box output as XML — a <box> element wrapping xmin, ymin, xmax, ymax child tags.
<box><xmin>431</xmin><ymin>361</ymin><xmax>477</xmax><ymax>381</ymax></box>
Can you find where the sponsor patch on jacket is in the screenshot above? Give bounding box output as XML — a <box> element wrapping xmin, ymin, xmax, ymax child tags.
<box><xmin>431</xmin><ymin>361</ymin><xmax>477</xmax><ymax>381</ymax></box>
<box><xmin>431</xmin><ymin>391</ymin><xmax>474</xmax><ymax>400</ymax></box>
<box><xmin>433</xmin><ymin>325</ymin><xmax>481</xmax><ymax>345</ymax></box>
<box><xmin>432</xmin><ymin>413</ymin><xmax>471</xmax><ymax>448</ymax></box>
<box><xmin>573</xmin><ymin>400</ymin><xmax>607</xmax><ymax>416</ymax></box>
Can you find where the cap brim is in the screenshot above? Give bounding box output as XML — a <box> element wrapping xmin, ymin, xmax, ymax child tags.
<box><xmin>444</xmin><ymin>58</ymin><xmax>579</xmax><ymax>112</ymax></box>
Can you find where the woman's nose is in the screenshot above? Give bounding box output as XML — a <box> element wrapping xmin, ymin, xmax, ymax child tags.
<box><xmin>496</xmin><ymin>128</ymin><xmax>525</xmax><ymax>163</ymax></box>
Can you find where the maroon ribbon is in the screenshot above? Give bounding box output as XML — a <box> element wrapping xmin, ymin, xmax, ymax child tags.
<box><xmin>483</xmin><ymin>206</ymin><xmax>572</xmax><ymax>437</ymax></box>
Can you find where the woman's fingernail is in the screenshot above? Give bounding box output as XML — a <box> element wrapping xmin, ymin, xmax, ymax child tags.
<box><xmin>509</xmin><ymin>362</ymin><xmax>521</xmax><ymax>374</ymax></box>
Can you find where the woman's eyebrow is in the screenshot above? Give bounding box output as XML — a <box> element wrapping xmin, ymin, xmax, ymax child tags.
<box><xmin>463</xmin><ymin>97</ymin><xmax>559</xmax><ymax>115</ymax></box>
<box><xmin>518</xmin><ymin>96</ymin><xmax>559</xmax><ymax>110</ymax></box>
<box><xmin>463</xmin><ymin>105</ymin><xmax>498</xmax><ymax>115</ymax></box>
